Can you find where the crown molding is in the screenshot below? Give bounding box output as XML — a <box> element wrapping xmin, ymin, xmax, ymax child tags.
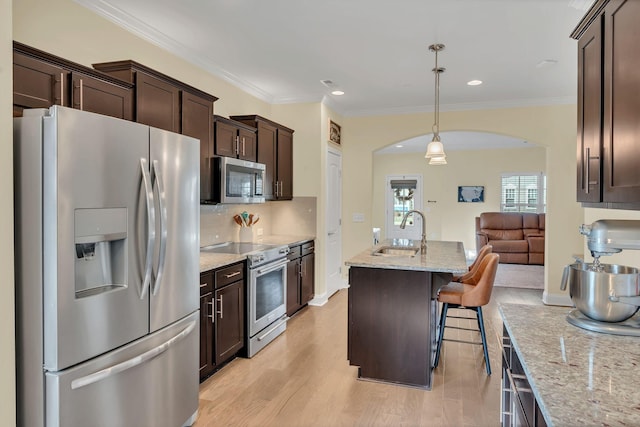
<box><xmin>73</xmin><ymin>0</ymin><xmax>276</xmax><ymax>103</ymax></box>
<box><xmin>344</xmin><ymin>96</ymin><xmax>576</xmax><ymax>117</ymax></box>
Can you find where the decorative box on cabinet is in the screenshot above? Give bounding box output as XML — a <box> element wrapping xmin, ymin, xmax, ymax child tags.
<box><xmin>230</xmin><ymin>115</ymin><xmax>294</xmax><ymax>200</ymax></box>
<box><xmin>573</xmin><ymin>0</ymin><xmax>640</xmax><ymax>208</ymax></box>
<box><xmin>13</xmin><ymin>42</ymin><xmax>133</xmax><ymax>120</ymax></box>
<box><xmin>286</xmin><ymin>240</ymin><xmax>315</xmax><ymax>316</ymax></box>
<box><xmin>92</xmin><ymin>60</ymin><xmax>218</xmax><ymax>203</ymax></box>
<box><xmin>199</xmin><ymin>262</ymin><xmax>245</xmax><ymax>382</ymax></box>
<box><xmin>214</xmin><ymin>115</ymin><xmax>257</xmax><ymax>162</ymax></box>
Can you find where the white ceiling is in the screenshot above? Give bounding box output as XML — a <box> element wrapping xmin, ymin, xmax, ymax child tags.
<box><xmin>75</xmin><ymin>0</ymin><xmax>591</xmax><ymax>119</ymax></box>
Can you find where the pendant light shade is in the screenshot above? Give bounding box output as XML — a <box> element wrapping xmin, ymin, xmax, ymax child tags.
<box><xmin>424</xmin><ymin>43</ymin><xmax>447</xmax><ymax>164</ymax></box>
<box><xmin>428</xmin><ymin>155</ymin><xmax>447</xmax><ymax>165</ymax></box>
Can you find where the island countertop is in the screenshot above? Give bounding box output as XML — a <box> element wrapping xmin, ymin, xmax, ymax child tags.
<box><xmin>500</xmin><ymin>303</ymin><xmax>640</xmax><ymax>427</ymax></box>
<box><xmin>345</xmin><ymin>239</ymin><xmax>468</xmax><ymax>273</ymax></box>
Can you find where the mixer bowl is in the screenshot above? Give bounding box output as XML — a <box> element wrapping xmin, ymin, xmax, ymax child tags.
<box><xmin>562</xmin><ymin>262</ymin><xmax>640</xmax><ymax>322</ymax></box>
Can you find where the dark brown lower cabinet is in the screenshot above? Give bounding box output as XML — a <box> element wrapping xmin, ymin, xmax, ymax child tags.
<box><xmin>286</xmin><ymin>240</ymin><xmax>315</xmax><ymax>317</ymax></box>
<box><xmin>501</xmin><ymin>325</ymin><xmax>547</xmax><ymax>426</ymax></box>
<box><xmin>200</xmin><ymin>263</ymin><xmax>245</xmax><ymax>382</ymax></box>
<box><xmin>214</xmin><ymin>280</ymin><xmax>244</xmax><ymax>365</ymax></box>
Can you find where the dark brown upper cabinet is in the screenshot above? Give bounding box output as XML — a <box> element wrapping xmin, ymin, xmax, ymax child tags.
<box><xmin>93</xmin><ymin>60</ymin><xmax>217</xmax><ymax>203</ymax></box>
<box><xmin>13</xmin><ymin>42</ymin><xmax>133</xmax><ymax>120</ymax></box>
<box><xmin>230</xmin><ymin>115</ymin><xmax>294</xmax><ymax>201</ymax></box>
<box><xmin>214</xmin><ymin>115</ymin><xmax>257</xmax><ymax>162</ymax></box>
<box><xmin>573</xmin><ymin>0</ymin><xmax>640</xmax><ymax>208</ymax></box>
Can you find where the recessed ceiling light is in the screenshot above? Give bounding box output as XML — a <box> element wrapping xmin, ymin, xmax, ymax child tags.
<box><xmin>331</xmin><ymin>90</ymin><xmax>345</xmax><ymax>96</ymax></box>
<box><xmin>467</xmin><ymin>80</ymin><xmax>483</xmax><ymax>86</ymax></box>
<box><xmin>395</xmin><ymin>144</ymin><xmax>403</xmax><ymax>148</ymax></box>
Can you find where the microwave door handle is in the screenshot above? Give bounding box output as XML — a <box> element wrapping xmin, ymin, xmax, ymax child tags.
<box><xmin>140</xmin><ymin>158</ymin><xmax>155</xmax><ymax>299</ymax></box>
<box><xmin>151</xmin><ymin>160</ymin><xmax>168</xmax><ymax>296</ymax></box>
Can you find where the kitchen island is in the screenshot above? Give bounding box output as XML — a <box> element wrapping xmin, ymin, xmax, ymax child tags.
<box><xmin>500</xmin><ymin>303</ymin><xmax>640</xmax><ymax>426</ymax></box>
<box><xmin>345</xmin><ymin>239</ymin><xmax>467</xmax><ymax>389</ymax></box>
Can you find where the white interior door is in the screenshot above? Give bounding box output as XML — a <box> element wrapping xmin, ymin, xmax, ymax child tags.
<box><xmin>326</xmin><ymin>148</ymin><xmax>343</xmax><ymax>298</ymax></box>
<box><xmin>385</xmin><ymin>175</ymin><xmax>423</xmax><ymax>240</ymax></box>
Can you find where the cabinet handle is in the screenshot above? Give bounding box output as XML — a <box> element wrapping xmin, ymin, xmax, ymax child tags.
<box><xmin>298</xmin><ymin>261</ymin><xmax>302</xmax><ymax>278</ymax></box>
<box><xmin>585</xmin><ymin>147</ymin><xmax>590</xmax><ymax>194</ymax></box>
<box><xmin>274</xmin><ymin>181</ymin><xmax>279</xmax><ymax>197</ymax></box>
<box><xmin>242</xmin><ymin>137</ymin><xmax>246</xmax><ymax>156</ymax></box>
<box><xmin>217</xmin><ymin>295</ymin><xmax>224</xmax><ymax>319</ymax></box>
<box><xmin>208</xmin><ymin>301</ymin><xmax>215</xmax><ymax>323</ymax></box>
<box><xmin>79</xmin><ymin>79</ymin><xmax>84</xmax><ymax>111</ymax></box>
<box><xmin>60</xmin><ymin>72</ymin><xmax>64</xmax><ymax>105</ymax></box>
<box><xmin>199</xmin><ymin>282</ymin><xmax>208</xmax><ymax>288</ymax></box>
<box><xmin>224</xmin><ymin>271</ymin><xmax>241</xmax><ymax>279</ymax></box>
<box><xmin>235</xmin><ymin>136</ymin><xmax>240</xmax><ymax>155</ymax></box>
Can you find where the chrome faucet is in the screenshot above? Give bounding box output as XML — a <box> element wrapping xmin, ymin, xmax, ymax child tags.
<box><xmin>400</xmin><ymin>210</ymin><xmax>427</xmax><ymax>254</ymax></box>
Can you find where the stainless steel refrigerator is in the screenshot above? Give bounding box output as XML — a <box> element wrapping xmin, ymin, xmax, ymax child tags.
<box><xmin>14</xmin><ymin>106</ymin><xmax>200</xmax><ymax>427</ymax></box>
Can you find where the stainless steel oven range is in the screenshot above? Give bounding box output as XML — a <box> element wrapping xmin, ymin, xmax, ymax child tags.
<box><xmin>246</xmin><ymin>245</ymin><xmax>290</xmax><ymax>357</ymax></box>
<box><xmin>202</xmin><ymin>242</ymin><xmax>290</xmax><ymax>357</ymax></box>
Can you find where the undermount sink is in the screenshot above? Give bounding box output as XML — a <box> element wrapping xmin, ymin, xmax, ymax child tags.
<box><xmin>372</xmin><ymin>246</ymin><xmax>420</xmax><ymax>257</ymax></box>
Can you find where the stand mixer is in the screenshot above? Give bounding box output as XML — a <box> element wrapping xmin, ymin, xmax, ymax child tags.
<box><xmin>562</xmin><ymin>220</ymin><xmax>640</xmax><ymax>336</ymax></box>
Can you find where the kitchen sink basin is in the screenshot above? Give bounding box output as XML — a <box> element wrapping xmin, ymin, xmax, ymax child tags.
<box><xmin>372</xmin><ymin>246</ymin><xmax>420</xmax><ymax>257</ymax></box>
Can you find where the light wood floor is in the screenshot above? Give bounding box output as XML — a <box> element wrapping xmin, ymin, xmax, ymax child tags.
<box><xmin>195</xmin><ymin>286</ymin><xmax>543</xmax><ymax>427</ymax></box>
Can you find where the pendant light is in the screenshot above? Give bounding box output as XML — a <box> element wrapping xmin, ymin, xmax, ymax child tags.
<box><xmin>425</xmin><ymin>43</ymin><xmax>447</xmax><ymax>164</ymax></box>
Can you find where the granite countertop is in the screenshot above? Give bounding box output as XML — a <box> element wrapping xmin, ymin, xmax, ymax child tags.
<box><xmin>345</xmin><ymin>239</ymin><xmax>467</xmax><ymax>273</ymax></box>
<box><xmin>199</xmin><ymin>234</ymin><xmax>315</xmax><ymax>272</ymax></box>
<box><xmin>500</xmin><ymin>303</ymin><xmax>640</xmax><ymax>427</ymax></box>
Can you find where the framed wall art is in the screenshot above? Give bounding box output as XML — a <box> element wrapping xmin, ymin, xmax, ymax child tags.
<box><xmin>458</xmin><ymin>186</ymin><xmax>484</xmax><ymax>203</ymax></box>
<box><xmin>329</xmin><ymin>119</ymin><xmax>341</xmax><ymax>145</ymax></box>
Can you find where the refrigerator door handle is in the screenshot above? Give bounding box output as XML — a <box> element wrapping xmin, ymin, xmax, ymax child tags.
<box><xmin>140</xmin><ymin>158</ymin><xmax>156</xmax><ymax>299</ymax></box>
<box><xmin>151</xmin><ymin>159</ymin><xmax>168</xmax><ymax>296</ymax></box>
<box><xmin>70</xmin><ymin>320</ymin><xmax>196</xmax><ymax>390</ymax></box>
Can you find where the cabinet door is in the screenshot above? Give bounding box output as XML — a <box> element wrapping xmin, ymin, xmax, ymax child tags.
<box><xmin>71</xmin><ymin>72</ymin><xmax>133</xmax><ymax>121</ymax></box>
<box><xmin>577</xmin><ymin>17</ymin><xmax>603</xmax><ymax>203</ymax></box>
<box><xmin>286</xmin><ymin>258</ymin><xmax>301</xmax><ymax>317</ymax></box>
<box><xmin>602</xmin><ymin>0</ymin><xmax>640</xmax><ymax>202</ymax></box>
<box><xmin>215</xmin><ymin>281</ymin><xmax>244</xmax><ymax>365</ymax></box>
<box><xmin>199</xmin><ymin>293</ymin><xmax>214</xmax><ymax>380</ymax></box>
<box><xmin>214</xmin><ymin>120</ymin><xmax>238</xmax><ymax>158</ymax></box>
<box><xmin>238</xmin><ymin>128</ymin><xmax>257</xmax><ymax>162</ymax></box>
<box><xmin>257</xmin><ymin>121</ymin><xmax>277</xmax><ymax>200</ymax></box>
<box><xmin>276</xmin><ymin>129</ymin><xmax>293</xmax><ymax>200</ymax></box>
<box><xmin>135</xmin><ymin>71</ymin><xmax>180</xmax><ymax>132</ymax></box>
<box><xmin>300</xmin><ymin>252</ymin><xmax>315</xmax><ymax>304</ymax></box>
<box><xmin>13</xmin><ymin>52</ymin><xmax>67</xmax><ymax>116</ymax></box>
<box><xmin>182</xmin><ymin>92</ymin><xmax>214</xmax><ymax>202</ymax></box>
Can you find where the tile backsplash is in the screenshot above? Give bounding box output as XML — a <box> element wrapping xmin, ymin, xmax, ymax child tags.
<box><xmin>200</xmin><ymin>197</ymin><xmax>317</xmax><ymax>247</ymax></box>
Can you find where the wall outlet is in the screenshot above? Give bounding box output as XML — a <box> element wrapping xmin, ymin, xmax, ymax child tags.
<box><xmin>257</xmin><ymin>228</ymin><xmax>264</xmax><ymax>236</ymax></box>
<box><xmin>352</xmin><ymin>213</ymin><xmax>365</xmax><ymax>223</ymax></box>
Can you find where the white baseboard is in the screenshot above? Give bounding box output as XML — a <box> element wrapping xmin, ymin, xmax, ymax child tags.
<box><xmin>542</xmin><ymin>291</ymin><xmax>573</xmax><ymax>307</ymax></box>
<box><xmin>308</xmin><ymin>280</ymin><xmax>349</xmax><ymax>307</ymax></box>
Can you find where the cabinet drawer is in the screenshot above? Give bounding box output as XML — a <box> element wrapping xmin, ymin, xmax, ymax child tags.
<box><xmin>215</xmin><ymin>262</ymin><xmax>244</xmax><ymax>289</ymax></box>
<box><xmin>200</xmin><ymin>272</ymin><xmax>213</xmax><ymax>296</ymax></box>
<box><xmin>287</xmin><ymin>245</ymin><xmax>301</xmax><ymax>260</ymax></box>
<box><xmin>301</xmin><ymin>241</ymin><xmax>315</xmax><ymax>256</ymax></box>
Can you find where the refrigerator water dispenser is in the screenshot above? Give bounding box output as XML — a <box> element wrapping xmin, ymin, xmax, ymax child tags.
<box><xmin>74</xmin><ymin>208</ymin><xmax>127</xmax><ymax>298</ymax></box>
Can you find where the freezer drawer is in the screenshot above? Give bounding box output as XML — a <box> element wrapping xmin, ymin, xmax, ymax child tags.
<box><xmin>45</xmin><ymin>312</ymin><xmax>199</xmax><ymax>427</ymax></box>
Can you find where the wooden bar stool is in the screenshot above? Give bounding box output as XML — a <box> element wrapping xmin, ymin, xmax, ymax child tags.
<box><xmin>434</xmin><ymin>253</ymin><xmax>499</xmax><ymax>375</ymax></box>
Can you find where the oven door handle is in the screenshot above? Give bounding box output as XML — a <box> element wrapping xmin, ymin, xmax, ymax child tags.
<box><xmin>255</xmin><ymin>258</ymin><xmax>288</xmax><ymax>275</ymax></box>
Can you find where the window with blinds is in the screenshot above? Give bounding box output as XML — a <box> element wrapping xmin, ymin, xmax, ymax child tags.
<box><xmin>500</xmin><ymin>173</ymin><xmax>546</xmax><ymax>213</ymax></box>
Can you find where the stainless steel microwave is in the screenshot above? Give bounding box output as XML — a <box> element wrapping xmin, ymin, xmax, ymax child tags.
<box><xmin>212</xmin><ymin>156</ymin><xmax>265</xmax><ymax>204</ymax></box>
